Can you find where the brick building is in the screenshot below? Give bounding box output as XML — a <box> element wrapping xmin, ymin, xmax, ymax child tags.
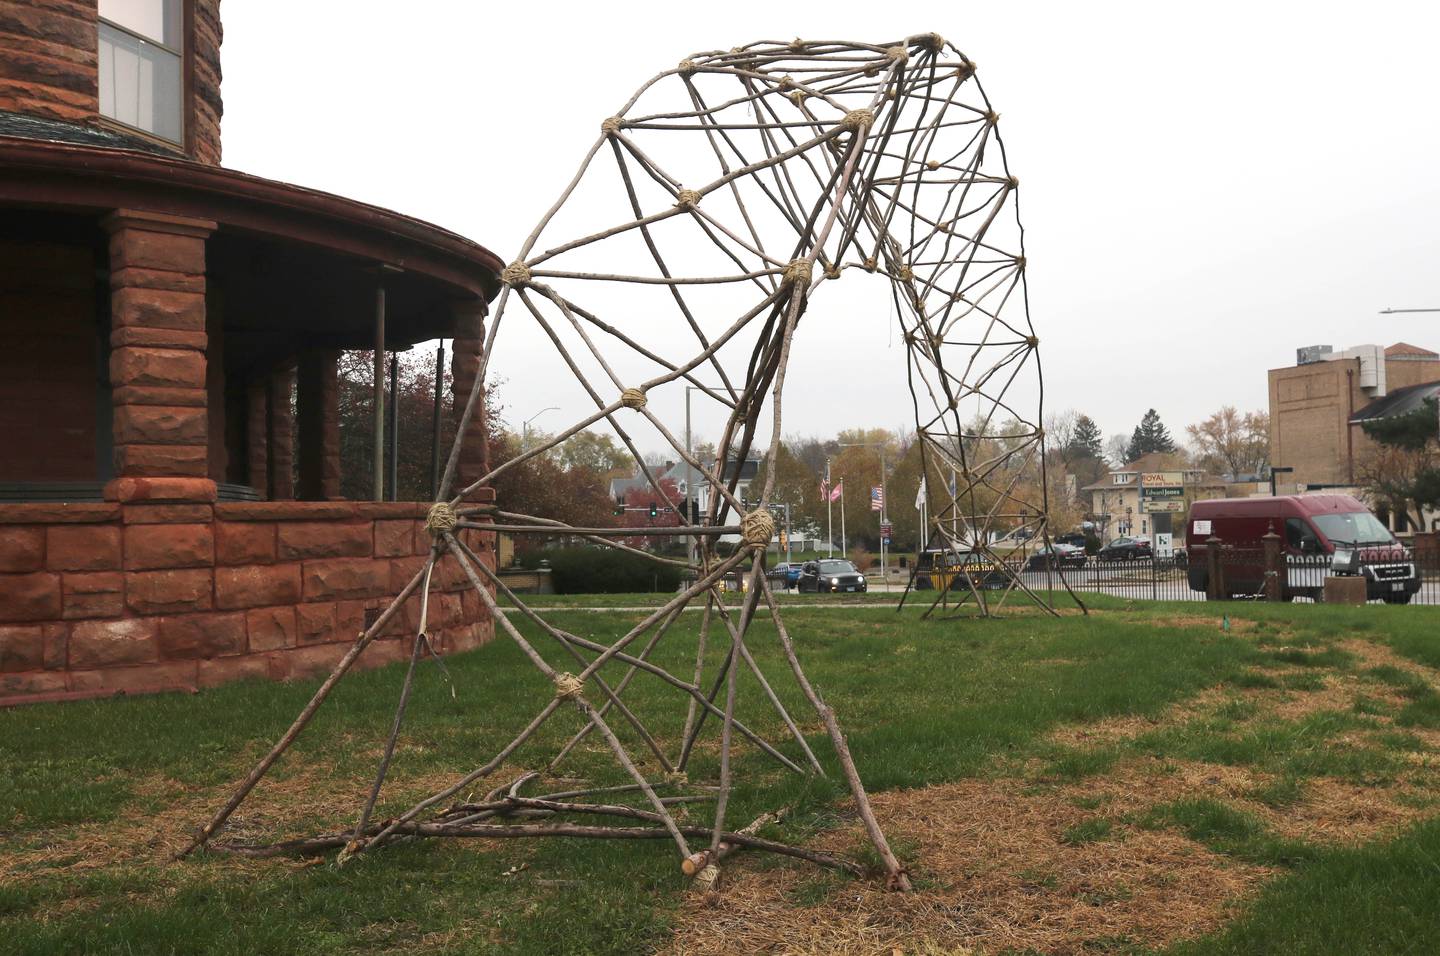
<box><xmin>0</xmin><ymin>0</ymin><xmax>501</xmax><ymax>703</ymax></box>
<box><xmin>1268</xmin><ymin>343</ymin><xmax>1440</xmax><ymax>523</ymax></box>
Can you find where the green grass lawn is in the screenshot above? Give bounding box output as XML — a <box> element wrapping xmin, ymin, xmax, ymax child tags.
<box><xmin>3</xmin><ymin>598</ymin><xmax>1440</xmax><ymax>954</ymax></box>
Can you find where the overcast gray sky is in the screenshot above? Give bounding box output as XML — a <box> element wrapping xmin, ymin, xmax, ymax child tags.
<box><xmin>220</xmin><ymin>0</ymin><xmax>1440</xmax><ymax>452</ymax></box>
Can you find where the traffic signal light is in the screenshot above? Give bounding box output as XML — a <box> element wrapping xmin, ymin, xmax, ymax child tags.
<box><xmin>649</xmin><ymin>502</ymin><xmax>658</xmax><ymax>519</ymax></box>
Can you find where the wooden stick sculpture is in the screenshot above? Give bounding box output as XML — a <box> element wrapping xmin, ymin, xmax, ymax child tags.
<box><xmin>182</xmin><ymin>34</ymin><xmax>1062</xmax><ymax>892</ymax></box>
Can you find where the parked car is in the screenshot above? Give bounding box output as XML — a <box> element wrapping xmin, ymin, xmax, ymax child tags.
<box><xmin>1186</xmin><ymin>494</ymin><xmax>1418</xmax><ymax>603</ymax></box>
<box><xmin>1096</xmin><ymin>537</ymin><xmax>1153</xmax><ymax>562</ymax></box>
<box><xmin>797</xmin><ymin>559</ymin><xmax>867</xmax><ymax>593</ymax></box>
<box><xmin>1024</xmin><ymin>543</ymin><xmax>1087</xmax><ymax>571</ymax></box>
<box><xmin>1054</xmin><ymin>532</ymin><xmax>1088</xmax><ymax>548</ymax></box>
<box><xmin>767</xmin><ymin>562</ymin><xmax>803</xmax><ymax>589</ymax></box>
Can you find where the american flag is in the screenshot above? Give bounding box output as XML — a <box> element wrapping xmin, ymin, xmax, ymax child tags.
<box><xmin>870</xmin><ymin>486</ymin><xmax>884</xmax><ymax>511</ymax></box>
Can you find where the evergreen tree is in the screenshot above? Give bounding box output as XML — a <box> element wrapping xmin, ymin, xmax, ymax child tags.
<box><xmin>1070</xmin><ymin>415</ymin><xmax>1104</xmax><ymax>458</ymax></box>
<box><xmin>1124</xmin><ymin>408</ymin><xmax>1176</xmax><ymax>461</ymax></box>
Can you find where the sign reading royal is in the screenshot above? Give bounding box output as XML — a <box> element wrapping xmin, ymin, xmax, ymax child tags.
<box><xmin>1140</xmin><ymin>471</ymin><xmax>1186</xmax><ymax>513</ymax></box>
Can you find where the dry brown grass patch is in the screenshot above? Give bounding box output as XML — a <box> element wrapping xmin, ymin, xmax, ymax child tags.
<box><xmin>666</xmin><ymin>776</ymin><xmax>1269</xmax><ymax>955</ymax></box>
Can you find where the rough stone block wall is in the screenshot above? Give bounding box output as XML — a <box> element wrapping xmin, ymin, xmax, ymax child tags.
<box><xmin>0</xmin><ymin>496</ymin><xmax>496</xmax><ymax>706</ymax></box>
<box><xmin>0</xmin><ymin>0</ymin><xmax>223</xmax><ymax>165</ymax></box>
<box><xmin>190</xmin><ymin>0</ymin><xmax>222</xmax><ymax>165</ymax></box>
<box><xmin>0</xmin><ymin>0</ymin><xmax>98</xmax><ymax>123</ymax></box>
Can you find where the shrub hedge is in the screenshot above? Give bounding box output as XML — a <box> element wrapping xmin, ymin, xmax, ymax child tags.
<box><xmin>531</xmin><ymin>546</ymin><xmax>683</xmax><ymax>594</ymax></box>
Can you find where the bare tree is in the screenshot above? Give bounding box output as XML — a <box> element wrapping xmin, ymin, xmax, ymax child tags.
<box><xmin>1186</xmin><ymin>406</ymin><xmax>1269</xmax><ymax>477</ymax></box>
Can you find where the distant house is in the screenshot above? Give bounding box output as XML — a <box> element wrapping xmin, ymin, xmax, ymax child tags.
<box><xmin>610</xmin><ymin>457</ymin><xmax>761</xmax><ymax>520</ymax></box>
<box><xmin>1081</xmin><ymin>453</ymin><xmax>1226</xmax><ymax>543</ymax></box>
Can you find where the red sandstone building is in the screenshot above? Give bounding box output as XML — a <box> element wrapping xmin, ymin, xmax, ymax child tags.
<box><xmin>0</xmin><ymin>0</ymin><xmax>500</xmax><ymax>703</ymax></box>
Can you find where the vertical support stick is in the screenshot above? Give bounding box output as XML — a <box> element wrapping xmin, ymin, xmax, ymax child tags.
<box><xmin>373</xmin><ymin>282</ymin><xmax>386</xmax><ymax>502</ymax></box>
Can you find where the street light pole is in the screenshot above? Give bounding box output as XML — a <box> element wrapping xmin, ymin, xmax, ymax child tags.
<box><xmin>1379</xmin><ymin>308</ymin><xmax>1440</xmax><ymax>440</ymax></box>
<box><xmin>521</xmin><ymin>406</ymin><xmax>559</xmax><ymax>452</ymax></box>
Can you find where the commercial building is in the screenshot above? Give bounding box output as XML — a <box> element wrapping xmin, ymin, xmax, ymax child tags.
<box><xmin>1268</xmin><ymin>342</ymin><xmax>1440</xmax><ymax>531</ymax></box>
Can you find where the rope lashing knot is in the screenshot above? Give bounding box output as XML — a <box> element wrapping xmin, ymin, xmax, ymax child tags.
<box><xmin>931</xmin><ymin>333</ymin><xmax>945</xmax><ymax>352</ymax></box>
<box><xmin>895</xmin><ymin>264</ymin><xmax>914</xmax><ymax>283</ymax></box>
<box><xmin>740</xmin><ymin>509</ymin><xmax>775</xmax><ymax>549</ymax></box>
<box><xmin>986</xmin><ymin>110</ymin><xmax>1000</xmax><ymax>125</ymax></box>
<box><xmin>1007</xmin><ymin>175</ymin><xmax>1019</xmax><ymax>189</ymax></box>
<box><xmin>841</xmin><ymin>108</ymin><xmax>875</xmax><ymax>132</ymax></box>
<box><xmin>789</xmin><ymin>90</ymin><xmax>806</xmax><ymax>107</ymax></box>
<box><xmin>886</xmin><ymin>45</ymin><xmax>909</xmax><ymax>63</ymax></box>
<box><xmin>675</xmin><ymin>189</ymin><xmax>702</xmax><ymax>210</ymax></box>
<box><xmin>923</xmin><ymin>33</ymin><xmax>945</xmax><ymax>51</ymax></box>
<box><xmin>926</xmin><ymin>159</ymin><xmax>941</xmax><ymax>171</ymax></box>
<box><xmin>601</xmin><ymin>116</ymin><xmax>624</xmax><ymax>135</ymax></box>
<box><xmin>782</xmin><ymin>258</ymin><xmax>813</xmax><ymax>287</ymax></box>
<box><xmin>678</xmin><ymin>58</ymin><xmax>698</xmax><ymax>75</ymax></box>
<box><xmin>694</xmin><ymin>864</ymin><xmax>721</xmax><ymax>891</ymax></box>
<box><xmin>863</xmin><ymin>257</ymin><xmax>877</xmax><ymax>272</ymax></box>
<box><xmin>823</xmin><ymin>264</ymin><xmax>841</xmax><ymax>280</ymax></box>
<box><xmin>553</xmin><ymin>672</ymin><xmax>585</xmax><ymax>700</ymax></box>
<box><xmin>664</xmin><ymin>770</ymin><xmax>689</xmax><ymax>786</ymax></box>
<box><xmin>789</xmin><ymin>37</ymin><xmax>806</xmax><ymax>51</ymax></box>
<box><xmin>1026</xmin><ymin>335</ymin><xmax>1040</xmax><ymax>347</ymax></box>
<box><xmin>425</xmin><ymin>502</ymin><xmax>458</xmax><ymax>538</ymax></box>
<box><xmin>620</xmin><ymin>387</ymin><xmax>647</xmax><ymax>409</ymax></box>
<box><xmin>957</xmin><ymin>60</ymin><xmax>976</xmax><ymax>79</ymax></box>
<box><xmin>500</xmin><ymin>261</ymin><xmax>531</xmax><ymax>287</ymax></box>
<box><xmin>778</xmin><ymin>74</ymin><xmax>796</xmax><ymax>91</ymax></box>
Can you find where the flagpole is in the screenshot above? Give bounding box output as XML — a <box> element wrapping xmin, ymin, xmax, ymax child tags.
<box><xmin>840</xmin><ymin>481</ymin><xmax>846</xmax><ymax>556</ymax></box>
<box><xmin>825</xmin><ymin>458</ymin><xmax>833</xmax><ymax>558</ymax></box>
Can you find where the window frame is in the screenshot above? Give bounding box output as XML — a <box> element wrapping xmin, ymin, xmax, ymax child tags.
<box><xmin>96</xmin><ymin>0</ymin><xmax>192</xmax><ymax>150</ymax></box>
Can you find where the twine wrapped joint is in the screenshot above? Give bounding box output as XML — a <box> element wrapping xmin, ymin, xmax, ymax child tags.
<box><xmin>782</xmin><ymin>259</ymin><xmax>813</xmax><ymax>287</ymax></box>
<box><xmin>741</xmin><ymin>509</ymin><xmax>776</xmax><ymax>550</ymax></box>
<box><xmin>620</xmin><ymin>387</ymin><xmax>647</xmax><ymax>410</ymax></box>
<box><xmin>694</xmin><ymin>863</ymin><xmax>721</xmax><ymax>891</ymax></box>
<box><xmin>895</xmin><ymin>265</ymin><xmax>915</xmax><ymax>283</ymax></box>
<box><xmin>677</xmin><ymin>58</ymin><xmax>698</xmax><ymax>75</ymax></box>
<box><xmin>842</xmin><ymin>108</ymin><xmax>875</xmax><ymax>132</ymax></box>
<box><xmin>675</xmin><ymin>189</ymin><xmax>702</xmax><ymax>210</ymax></box>
<box><xmin>425</xmin><ymin>502</ymin><xmax>459</xmax><ymax>539</ymax></box>
<box><xmin>601</xmin><ymin>116</ymin><xmax>624</xmax><ymax>135</ymax></box>
<box><xmin>886</xmin><ymin>45</ymin><xmax>909</xmax><ymax>63</ymax></box>
<box><xmin>500</xmin><ymin>261</ymin><xmax>531</xmax><ymax>287</ymax></box>
<box><xmin>553</xmin><ymin>673</ymin><xmax>585</xmax><ymax>700</ymax></box>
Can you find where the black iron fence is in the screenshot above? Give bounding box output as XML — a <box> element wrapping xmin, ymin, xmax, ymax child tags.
<box><xmin>1034</xmin><ymin>539</ymin><xmax>1440</xmax><ymax>606</ymax></box>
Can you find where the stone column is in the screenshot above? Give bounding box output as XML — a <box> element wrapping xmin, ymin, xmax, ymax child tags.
<box><xmin>449</xmin><ymin>298</ymin><xmax>489</xmax><ymax>497</ymax></box>
<box><xmin>296</xmin><ymin>349</ymin><xmax>341</xmax><ymax>500</ymax></box>
<box><xmin>103</xmin><ymin>210</ymin><xmax>215</xmax><ymax>500</ymax></box>
<box><xmin>268</xmin><ymin>364</ymin><xmax>295</xmax><ymax>501</ymax></box>
<box><xmin>246</xmin><ymin>378</ymin><xmax>268</xmax><ymax>496</ymax></box>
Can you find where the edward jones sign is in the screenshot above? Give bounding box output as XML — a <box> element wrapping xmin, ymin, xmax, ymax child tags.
<box><xmin>1140</xmin><ymin>472</ymin><xmax>1185</xmax><ymax>513</ymax></box>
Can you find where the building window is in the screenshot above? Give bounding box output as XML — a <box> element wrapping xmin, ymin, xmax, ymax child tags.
<box><xmin>98</xmin><ymin>0</ymin><xmax>183</xmax><ymax>144</ymax></box>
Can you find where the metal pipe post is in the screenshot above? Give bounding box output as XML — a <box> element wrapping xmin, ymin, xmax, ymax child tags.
<box><xmin>372</xmin><ymin>283</ymin><xmax>386</xmax><ymax>502</ymax></box>
<box><xmin>430</xmin><ymin>342</ymin><xmax>444</xmax><ymax>500</ymax></box>
<box><xmin>387</xmin><ymin>353</ymin><xmax>399</xmax><ymax>502</ymax></box>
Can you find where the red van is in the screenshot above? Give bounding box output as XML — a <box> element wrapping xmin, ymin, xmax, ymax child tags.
<box><xmin>1185</xmin><ymin>494</ymin><xmax>1418</xmax><ymax>603</ymax></box>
